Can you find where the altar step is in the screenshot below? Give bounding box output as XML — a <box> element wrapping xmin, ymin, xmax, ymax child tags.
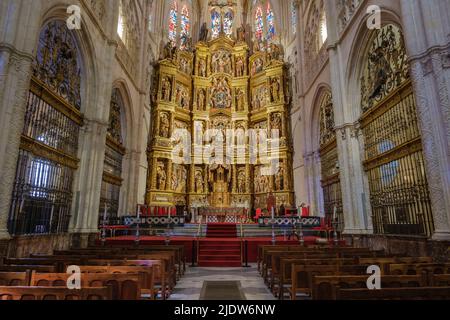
<box><xmin>198</xmin><ymin>239</ymin><xmax>241</xmax><ymax>267</ymax></box>
<box><xmin>206</xmin><ymin>223</ymin><xmax>238</xmax><ymax>238</ymax></box>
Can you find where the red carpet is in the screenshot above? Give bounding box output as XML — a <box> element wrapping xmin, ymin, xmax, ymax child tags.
<box><xmin>206</xmin><ymin>223</ymin><xmax>237</xmax><ymax>238</ymax></box>
<box><xmin>198</xmin><ymin>239</ymin><xmax>241</xmax><ymax>267</ymax></box>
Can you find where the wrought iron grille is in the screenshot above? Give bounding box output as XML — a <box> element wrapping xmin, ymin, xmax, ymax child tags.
<box><xmin>99</xmin><ymin>180</ymin><xmax>120</xmax><ymax>222</ymax></box>
<box><xmin>362</xmin><ymin>86</ymin><xmax>433</xmax><ymax>236</ymax></box>
<box><xmin>360</xmin><ymin>24</ymin><xmax>433</xmax><ymax>237</ymax></box>
<box><xmin>8</xmin><ymin>150</ymin><xmax>74</xmax><ymax>235</ymax></box>
<box><xmin>321</xmin><ymin>143</ymin><xmax>343</xmax><ymax>232</ymax></box>
<box><xmin>8</xmin><ymin>21</ymin><xmax>82</xmax><ymax>236</ymax></box>
<box><xmin>23</xmin><ymin>91</ymin><xmax>80</xmax><ymax>156</ymax></box>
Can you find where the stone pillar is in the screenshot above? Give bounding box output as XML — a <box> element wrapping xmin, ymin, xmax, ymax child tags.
<box><xmin>0</xmin><ymin>0</ymin><xmax>40</xmax><ymax>241</ymax></box>
<box><xmin>401</xmin><ymin>0</ymin><xmax>450</xmax><ymax>240</ymax></box>
<box><xmin>0</xmin><ymin>51</ymin><xmax>33</xmax><ymax>240</ymax></box>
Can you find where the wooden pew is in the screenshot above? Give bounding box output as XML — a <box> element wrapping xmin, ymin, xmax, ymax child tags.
<box><xmin>0</xmin><ymin>272</ymin><xmax>30</xmax><ymax>286</ymax></box>
<box><xmin>335</xmin><ymin>286</ymin><xmax>450</xmax><ymax>300</ymax></box>
<box><xmin>30</xmin><ymin>272</ymin><xmax>145</xmax><ymax>300</ymax></box>
<box><xmin>429</xmin><ymin>274</ymin><xmax>450</xmax><ymax>286</ymax></box>
<box><xmin>312</xmin><ymin>274</ymin><xmax>428</xmax><ymax>300</ymax></box>
<box><xmin>0</xmin><ymin>286</ymin><xmax>112</xmax><ymax>300</ymax></box>
<box><xmin>0</xmin><ymin>265</ymin><xmax>56</xmax><ymax>273</ymax></box>
<box><xmin>77</xmin><ymin>265</ymin><xmax>157</xmax><ymax>300</ymax></box>
<box><xmin>387</xmin><ymin>263</ymin><xmax>450</xmax><ymax>275</ymax></box>
<box><xmin>79</xmin><ymin>259</ymin><xmax>167</xmax><ymax>298</ymax></box>
<box><xmin>289</xmin><ymin>264</ymin><xmax>369</xmax><ymax>300</ymax></box>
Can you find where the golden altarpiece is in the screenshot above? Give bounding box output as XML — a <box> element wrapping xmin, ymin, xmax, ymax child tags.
<box><xmin>146</xmin><ymin>34</ymin><xmax>294</xmax><ymax>210</ymax></box>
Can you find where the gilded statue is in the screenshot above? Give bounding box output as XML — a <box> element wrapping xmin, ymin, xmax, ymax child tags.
<box><xmin>271</xmin><ymin>113</ymin><xmax>282</xmax><ymax>131</ymax></box>
<box><xmin>236</xmin><ymin>88</ymin><xmax>245</xmax><ymax>111</ymax></box>
<box><xmin>199</xmin><ymin>22</ymin><xmax>208</xmax><ymax>42</ymax></box>
<box><xmin>195</xmin><ymin>171</ymin><xmax>204</xmax><ymax>193</ymax></box>
<box><xmin>161</xmin><ymin>77</ymin><xmax>172</xmax><ymax>101</ymax></box>
<box><xmin>157</xmin><ymin>164</ymin><xmax>167</xmax><ymax>190</ymax></box>
<box><xmin>271</xmin><ymin>77</ymin><xmax>281</xmax><ymax>102</ymax></box>
<box><xmin>236</xmin><ymin>56</ymin><xmax>245</xmax><ymax>77</ymax></box>
<box><xmin>237</xmin><ymin>170</ymin><xmax>246</xmax><ymax>193</ymax></box>
<box><xmin>197</xmin><ymin>89</ymin><xmax>206</xmax><ymax>111</ymax></box>
<box><xmin>159</xmin><ymin>113</ymin><xmax>170</xmax><ymax>138</ymax></box>
<box><xmin>198</xmin><ymin>59</ymin><xmax>207</xmax><ymax>77</ymax></box>
<box><xmin>275</xmin><ymin>166</ymin><xmax>285</xmax><ymax>191</ymax></box>
<box><xmin>237</xmin><ymin>25</ymin><xmax>246</xmax><ymax>42</ymax></box>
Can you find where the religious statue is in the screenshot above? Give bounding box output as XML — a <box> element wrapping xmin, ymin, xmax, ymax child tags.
<box><xmin>197</xmin><ymin>89</ymin><xmax>205</xmax><ymax>111</ymax></box>
<box><xmin>275</xmin><ymin>166</ymin><xmax>285</xmax><ymax>191</ymax></box>
<box><xmin>271</xmin><ymin>77</ymin><xmax>281</xmax><ymax>102</ymax></box>
<box><xmin>237</xmin><ymin>25</ymin><xmax>246</xmax><ymax>42</ymax></box>
<box><xmin>159</xmin><ymin>112</ymin><xmax>170</xmax><ymax>138</ymax></box>
<box><xmin>237</xmin><ymin>170</ymin><xmax>246</xmax><ymax>193</ymax></box>
<box><xmin>236</xmin><ymin>88</ymin><xmax>245</xmax><ymax>111</ymax></box>
<box><xmin>251</xmin><ymin>58</ymin><xmax>264</xmax><ymax>75</ymax></box>
<box><xmin>199</xmin><ymin>22</ymin><xmax>208</xmax><ymax>42</ymax></box>
<box><xmin>156</xmin><ymin>163</ymin><xmax>167</xmax><ymax>190</ymax></box>
<box><xmin>161</xmin><ymin>77</ymin><xmax>171</xmax><ymax>101</ymax></box>
<box><xmin>268</xmin><ymin>43</ymin><xmax>281</xmax><ymax>61</ymax></box>
<box><xmin>210</xmin><ymin>77</ymin><xmax>232</xmax><ymax>109</ymax></box>
<box><xmin>236</xmin><ymin>56</ymin><xmax>245</xmax><ymax>77</ymax></box>
<box><xmin>198</xmin><ymin>59</ymin><xmax>207</xmax><ymax>77</ymax></box>
<box><xmin>271</xmin><ymin>113</ymin><xmax>282</xmax><ymax>131</ymax></box>
<box><xmin>181</xmin><ymin>89</ymin><xmax>189</xmax><ymax>109</ymax></box>
<box><xmin>195</xmin><ymin>171</ymin><xmax>204</xmax><ymax>193</ymax></box>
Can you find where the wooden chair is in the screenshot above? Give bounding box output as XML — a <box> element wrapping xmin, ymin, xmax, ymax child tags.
<box><xmin>30</xmin><ymin>272</ymin><xmax>145</xmax><ymax>300</ymax></box>
<box><xmin>0</xmin><ymin>286</ymin><xmax>113</xmax><ymax>300</ymax></box>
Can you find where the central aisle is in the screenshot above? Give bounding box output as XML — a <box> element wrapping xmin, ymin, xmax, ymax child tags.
<box><xmin>168</xmin><ymin>264</ymin><xmax>276</xmax><ymax>300</ymax></box>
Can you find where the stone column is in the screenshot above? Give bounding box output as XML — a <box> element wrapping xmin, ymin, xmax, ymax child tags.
<box><xmin>401</xmin><ymin>0</ymin><xmax>450</xmax><ymax>240</ymax></box>
<box><xmin>0</xmin><ymin>51</ymin><xmax>33</xmax><ymax>240</ymax></box>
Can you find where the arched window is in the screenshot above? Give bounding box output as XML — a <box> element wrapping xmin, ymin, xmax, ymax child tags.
<box><xmin>180</xmin><ymin>5</ymin><xmax>190</xmax><ymax>49</ymax></box>
<box><xmin>100</xmin><ymin>88</ymin><xmax>125</xmax><ymax>223</ymax></box>
<box><xmin>211</xmin><ymin>9</ymin><xmax>221</xmax><ymax>39</ymax></box>
<box><xmin>266</xmin><ymin>2</ymin><xmax>275</xmax><ymax>41</ymax></box>
<box><xmin>8</xmin><ymin>21</ymin><xmax>83</xmax><ymax>235</ymax></box>
<box><xmin>168</xmin><ymin>1</ymin><xmax>178</xmax><ymax>43</ymax></box>
<box><xmin>254</xmin><ymin>6</ymin><xmax>264</xmax><ymax>41</ymax></box>
<box><xmin>223</xmin><ymin>10</ymin><xmax>234</xmax><ymax>37</ymax></box>
<box><xmin>291</xmin><ymin>0</ymin><xmax>297</xmax><ymax>35</ymax></box>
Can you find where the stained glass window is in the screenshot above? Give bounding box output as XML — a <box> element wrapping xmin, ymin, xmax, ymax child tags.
<box><xmin>211</xmin><ymin>9</ymin><xmax>221</xmax><ymax>39</ymax></box>
<box><xmin>291</xmin><ymin>0</ymin><xmax>297</xmax><ymax>35</ymax></box>
<box><xmin>168</xmin><ymin>1</ymin><xmax>178</xmax><ymax>43</ymax></box>
<box><xmin>266</xmin><ymin>2</ymin><xmax>275</xmax><ymax>41</ymax></box>
<box><xmin>180</xmin><ymin>5</ymin><xmax>190</xmax><ymax>49</ymax></box>
<box><xmin>223</xmin><ymin>10</ymin><xmax>234</xmax><ymax>37</ymax></box>
<box><xmin>255</xmin><ymin>7</ymin><xmax>263</xmax><ymax>40</ymax></box>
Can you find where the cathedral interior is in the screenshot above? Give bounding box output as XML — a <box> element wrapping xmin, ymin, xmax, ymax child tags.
<box><xmin>0</xmin><ymin>0</ymin><xmax>450</xmax><ymax>285</ymax></box>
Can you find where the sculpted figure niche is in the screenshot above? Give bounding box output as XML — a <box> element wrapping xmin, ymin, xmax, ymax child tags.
<box><xmin>210</xmin><ymin>77</ymin><xmax>232</xmax><ymax>109</ymax></box>
<box><xmin>159</xmin><ymin>112</ymin><xmax>170</xmax><ymax>138</ymax></box>
<box><xmin>197</xmin><ymin>89</ymin><xmax>206</xmax><ymax>111</ymax></box>
<box><xmin>156</xmin><ymin>162</ymin><xmax>167</xmax><ymax>190</ymax></box>
<box><xmin>161</xmin><ymin>76</ymin><xmax>172</xmax><ymax>101</ymax></box>
<box><xmin>211</xmin><ymin>50</ymin><xmax>232</xmax><ymax>74</ymax></box>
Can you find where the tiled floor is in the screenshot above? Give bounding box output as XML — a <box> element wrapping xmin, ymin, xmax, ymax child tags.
<box><xmin>169</xmin><ymin>264</ymin><xmax>276</xmax><ymax>300</ymax></box>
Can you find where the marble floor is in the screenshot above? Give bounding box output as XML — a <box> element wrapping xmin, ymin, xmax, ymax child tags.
<box><xmin>169</xmin><ymin>264</ymin><xmax>276</xmax><ymax>300</ymax></box>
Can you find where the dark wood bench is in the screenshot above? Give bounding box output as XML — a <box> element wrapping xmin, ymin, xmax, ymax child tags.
<box><xmin>0</xmin><ymin>272</ymin><xmax>30</xmax><ymax>286</ymax></box>
<box><xmin>0</xmin><ymin>286</ymin><xmax>112</xmax><ymax>300</ymax></box>
<box><xmin>312</xmin><ymin>274</ymin><xmax>428</xmax><ymax>300</ymax></box>
<box><xmin>30</xmin><ymin>271</ymin><xmax>146</xmax><ymax>300</ymax></box>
